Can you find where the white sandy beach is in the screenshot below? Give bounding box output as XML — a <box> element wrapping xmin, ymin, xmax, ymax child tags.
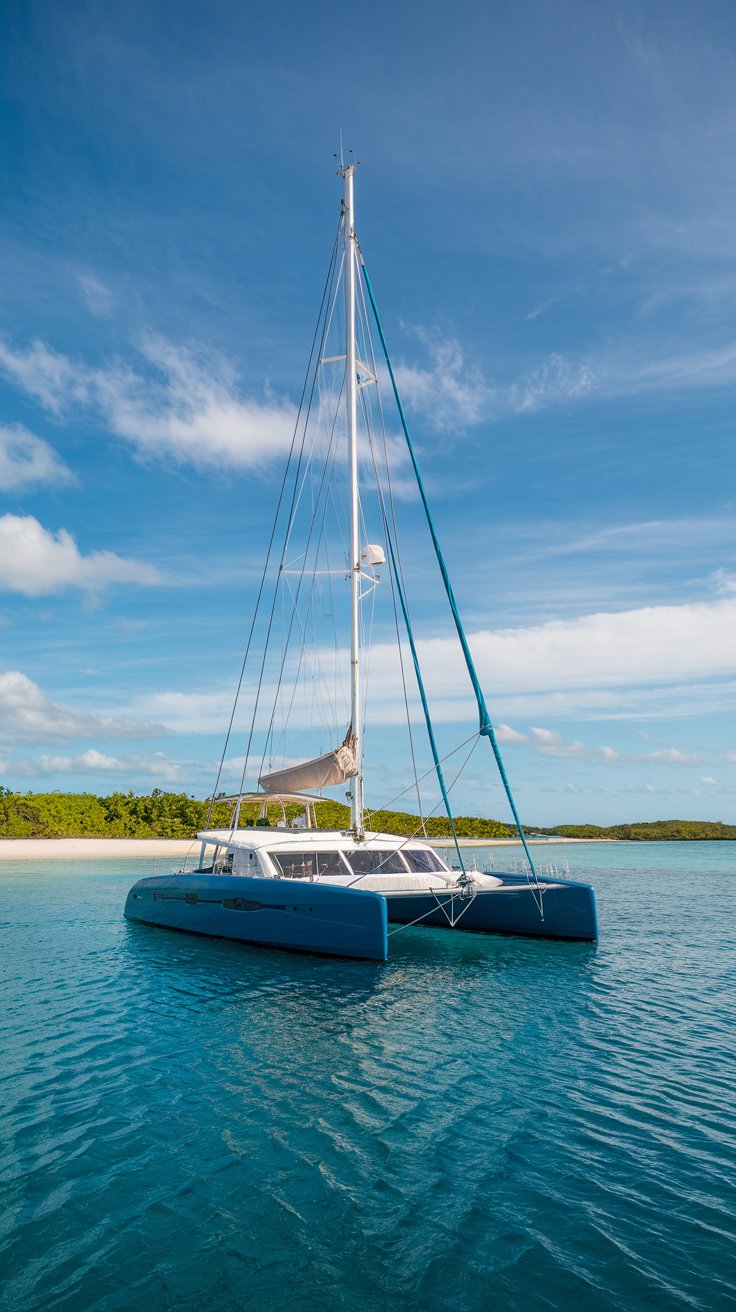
<box><xmin>0</xmin><ymin>835</ymin><xmax>605</xmax><ymax>860</ymax></box>
<box><xmin>0</xmin><ymin>839</ymin><xmax>199</xmax><ymax>860</ymax></box>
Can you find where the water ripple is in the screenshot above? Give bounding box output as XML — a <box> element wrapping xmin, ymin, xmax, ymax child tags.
<box><xmin>1</xmin><ymin>847</ymin><xmax>734</xmax><ymax>1311</ymax></box>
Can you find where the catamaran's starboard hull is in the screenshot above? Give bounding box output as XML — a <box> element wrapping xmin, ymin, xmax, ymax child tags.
<box><xmin>384</xmin><ymin>875</ymin><xmax>598</xmax><ymax>941</ymax></box>
<box><xmin>124</xmin><ymin>874</ymin><xmax>388</xmax><ymax>961</ymax></box>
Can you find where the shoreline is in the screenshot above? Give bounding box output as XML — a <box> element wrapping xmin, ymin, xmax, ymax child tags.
<box><xmin>0</xmin><ymin>839</ymin><xmax>199</xmax><ymax>860</ymax></box>
<box><xmin>0</xmin><ymin>836</ymin><xmax>611</xmax><ymax>860</ymax></box>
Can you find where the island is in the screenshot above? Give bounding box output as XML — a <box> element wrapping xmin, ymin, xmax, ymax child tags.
<box><xmin>0</xmin><ymin>788</ymin><xmax>732</xmax><ymax>841</ymax></box>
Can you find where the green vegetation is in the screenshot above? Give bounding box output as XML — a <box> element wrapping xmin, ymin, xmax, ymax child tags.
<box><xmin>529</xmin><ymin>820</ymin><xmax>736</xmax><ymax>841</ymax></box>
<box><xmin>0</xmin><ymin>788</ymin><xmax>731</xmax><ymax>840</ymax></box>
<box><xmin>0</xmin><ymin>788</ymin><xmax>232</xmax><ymax>839</ymax></box>
<box><xmin>0</xmin><ymin>787</ymin><xmax>512</xmax><ymax>839</ymax></box>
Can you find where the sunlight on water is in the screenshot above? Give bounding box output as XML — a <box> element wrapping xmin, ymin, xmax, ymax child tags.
<box><xmin>1</xmin><ymin>845</ymin><xmax>734</xmax><ymax>1311</ymax></box>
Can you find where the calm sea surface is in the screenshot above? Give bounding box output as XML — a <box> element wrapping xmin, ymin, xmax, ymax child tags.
<box><xmin>1</xmin><ymin>842</ymin><xmax>734</xmax><ymax>1312</ymax></box>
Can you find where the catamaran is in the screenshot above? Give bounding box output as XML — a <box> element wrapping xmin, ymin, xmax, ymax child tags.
<box><xmin>125</xmin><ymin>163</ymin><xmax>597</xmax><ymax>960</ymax></box>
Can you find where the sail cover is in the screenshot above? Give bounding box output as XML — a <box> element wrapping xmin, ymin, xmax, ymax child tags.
<box><xmin>259</xmin><ymin>728</ymin><xmax>357</xmax><ymax>794</ymax></box>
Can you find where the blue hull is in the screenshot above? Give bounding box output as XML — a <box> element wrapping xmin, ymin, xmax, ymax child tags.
<box><xmin>124</xmin><ymin>874</ymin><xmax>388</xmax><ymax>961</ymax></box>
<box><xmin>385</xmin><ymin>874</ymin><xmax>598</xmax><ymax>941</ymax></box>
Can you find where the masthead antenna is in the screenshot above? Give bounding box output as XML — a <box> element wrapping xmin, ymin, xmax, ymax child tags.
<box><xmin>334</xmin><ymin>134</ymin><xmax>357</xmax><ymax>177</ymax></box>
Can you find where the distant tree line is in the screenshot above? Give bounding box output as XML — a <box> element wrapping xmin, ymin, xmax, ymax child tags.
<box><xmin>0</xmin><ymin>787</ymin><xmax>513</xmax><ymax>839</ymax></box>
<box><xmin>0</xmin><ymin>788</ymin><xmax>731</xmax><ymax>840</ymax></box>
<box><xmin>528</xmin><ymin>820</ymin><xmax>736</xmax><ymax>841</ymax></box>
<box><xmin>0</xmin><ymin>787</ymin><xmax>232</xmax><ymax>838</ymax></box>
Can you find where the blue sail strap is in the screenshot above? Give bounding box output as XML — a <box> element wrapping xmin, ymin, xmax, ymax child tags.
<box><xmin>360</xmin><ymin>258</ymin><xmax>541</xmax><ymax>891</ymax></box>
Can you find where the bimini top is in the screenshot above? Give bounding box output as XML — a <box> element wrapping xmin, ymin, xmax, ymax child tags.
<box><xmin>215</xmin><ymin>790</ymin><xmax>326</xmax><ymax>831</ymax></box>
<box><xmin>214</xmin><ymin>791</ymin><xmax>321</xmax><ymax>807</ymax></box>
<box><xmin>196</xmin><ymin>827</ymin><xmax>439</xmax><ymax>853</ymax></box>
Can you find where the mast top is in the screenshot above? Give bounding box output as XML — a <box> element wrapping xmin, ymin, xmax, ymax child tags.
<box><xmin>334</xmin><ymin>138</ymin><xmax>358</xmax><ymax>178</ymax></box>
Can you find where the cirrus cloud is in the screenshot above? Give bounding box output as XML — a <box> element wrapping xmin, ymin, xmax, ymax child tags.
<box><xmin>0</xmin><ymin>332</ymin><xmax>297</xmax><ymax>471</ymax></box>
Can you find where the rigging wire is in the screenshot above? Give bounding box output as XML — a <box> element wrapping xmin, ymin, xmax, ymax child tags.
<box><xmin>226</xmin><ymin>221</ymin><xmax>345</xmax><ymax>822</ymax></box>
<box><xmin>359</xmin><ymin>253</ymin><xmax>542</xmax><ymax>911</ymax></box>
<box><xmin>354</xmin><ymin>731</ymin><xmax>483</xmax><ymax>885</ymax></box>
<box><xmin>359</xmin><ymin>380</ymin><xmax>427</xmax><ymax>832</ymax></box>
<box><xmin>203</xmin><ymin>219</ymin><xmax>342</xmax><ymax>829</ymax></box>
<box><xmin>362</xmin><ymin>394</ymin><xmax>468</xmax><ymax>873</ymax></box>
<box><xmin>270</xmin><ymin>479</ymin><xmax>342</xmax><ymax>767</ymax></box>
<box><xmin>355</xmin><ymin>269</ymin><xmax>426</xmax><ymax>829</ymax></box>
<box><xmin>255</xmin><ymin>363</ymin><xmax>347</xmax><ymax>788</ymax></box>
<box><xmin>270</xmin><ymin>325</ymin><xmax>348</xmax><ymax>766</ymax></box>
<box><xmin>364</xmin><ymin>728</ymin><xmax>479</xmax><ymax>825</ymax></box>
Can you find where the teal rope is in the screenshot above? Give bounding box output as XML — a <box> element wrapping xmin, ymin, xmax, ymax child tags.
<box><xmin>361</xmin><ymin>257</ymin><xmax>541</xmax><ymax>890</ymax></box>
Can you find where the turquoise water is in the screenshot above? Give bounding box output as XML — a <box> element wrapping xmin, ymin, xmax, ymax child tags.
<box><xmin>1</xmin><ymin>843</ymin><xmax>734</xmax><ymax>1312</ymax></box>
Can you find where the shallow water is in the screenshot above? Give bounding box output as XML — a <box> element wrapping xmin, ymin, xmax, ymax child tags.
<box><xmin>1</xmin><ymin>843</ymin><xmax>734</xmax><ymax>1311</ymax></box>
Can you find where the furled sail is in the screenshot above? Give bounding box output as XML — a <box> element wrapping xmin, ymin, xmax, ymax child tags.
<box><xmin>258</xmin><ymin>728</ymin><xmax>357</xmax><ymax>794</ymax></box>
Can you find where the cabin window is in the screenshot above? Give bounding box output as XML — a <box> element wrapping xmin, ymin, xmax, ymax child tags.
<box><xmin>402</xmin><ymin>849</ymin><xmax>447</xmax><ymax>873</ymax></box>
<box><xmin>271</xmin><ymin>851</ymin><xmax>346</xmax><ymax>880</ymax></box>
<box><xmin>344</xmin><ymin>850</ymin><xmax>407</xmax><ymax>876</ymax></box>
<box><xmin>214</xmin><ymin>851</ymin><xmax>234</xmax><ymax>874</ymax></box>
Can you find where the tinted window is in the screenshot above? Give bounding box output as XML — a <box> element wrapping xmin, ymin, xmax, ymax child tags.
<box><xmin>403</xmin><ymin>848</ymin><xmax>446</xmax><ymax>873</ymax></box>
<box><xmin>344</xmin><ymin>850</ymin><xmax>407</xmax><ymax>876</ymax></box>
<box><xmin>271</xmin><ymin>851</ymin><xmax>346</xmax><ymax>880</ymax></box>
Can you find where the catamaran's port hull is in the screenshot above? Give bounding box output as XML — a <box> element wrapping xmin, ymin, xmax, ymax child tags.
<box><xmin>384</xmin><ymin>876</ymin><xmax>598</xmax><ymax>941</ymax></box>
<box><xmin>124</xmin><ymin>874</ymin><xmax>389</xmax><ymax>961</ymax></box>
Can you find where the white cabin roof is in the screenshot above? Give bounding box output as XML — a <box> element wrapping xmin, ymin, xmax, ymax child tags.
<box><xmin>213</xmin><ymin>791</ymin><xmax>320</xmax><ymax>806</ymax></box>
<box><xmin>196</xmin><ymin>828</ymin><xmax>438</xmax><ymax>853</ymax></box>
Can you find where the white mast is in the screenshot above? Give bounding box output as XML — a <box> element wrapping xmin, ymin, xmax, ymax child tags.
<box><xmin>343</xmin><ymin>163</ymin><xmax>364</xmax><ymax>837</ymax></box>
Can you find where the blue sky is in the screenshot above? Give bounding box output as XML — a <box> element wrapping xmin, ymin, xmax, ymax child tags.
<box><xmin>1</xmin><ymin>0</ymin><xmax>735</xmax><ymax>824</ymax></box>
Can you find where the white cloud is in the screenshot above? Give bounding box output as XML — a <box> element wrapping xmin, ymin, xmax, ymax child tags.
<box><xmin>76</xmin><ymin>271</ymin><xmax>113</xmax><ymax>317</ymax></box>
<box><xmin>6</xmin><ymin>319</ymin><xmax>736</xmax><ymax>462</ymax></box>
<box><xmin>0</xmin><ymin>332</ymin><xmax>297</xmax><ymax>471</ymax></box>
<box><xmin>0</xmin><ymin>425</ymin><xmax>73</xmax><ymax>491</ymax></box>
<box><xmin>31</xmin><ymin>748</ymin><xmax>184</xmax><ymax>782</ymax></box>
<box><xmin>529</xmin><ymin>726</ymin><xmax>561</xmax><ymax>747</ymax></box>
<box><xmin>711</xmin><ymin>569</ymin><xmax>736</xmax><ymax>596</ymax></box>
<box><xmin>385</xmin><ymin>321</ymin><xmax>736</xmax><ymax>434</ymax></box>
<box><xmin>393</xmin><ymin>330</ymin><xmax>492</xmax><ymax>430</ymax></box>
<box><xmin>609</xmin><ymin>341</ymin><xmax>736</xmax><ymax>395</ymax></box>
<box><xmin>0</xmin><ymin>671</ymin><xmax>166</xmax><ymax>742</ymax></box>
<box><xmin>494</xmin><ymin>723</ymin><xmax>700</xmax><ymax>767</ymax></box>
<box><xmin>128</xmin><ymin>687</ymin><xmax>233</xmax><ymax>735</ymax></box>
<box><xmin>700</xmin><ymin>775</ymin><xmax>718</xmax><ymax>787</ymax></box>
<box><xmin>496</xmin><ymin>723</ymin><xmax>528</xmax><ymax>743</ymax></box>
<box><xmin>645</xmin><ymin>747</ymin><xmax>700</xmax><ymax>765</ymax></box>
<box><xmin>510</xmin><ymin>353</ymin><xmax>595</xmax><ymax>412</ymax></box>
<box><xmin>0</xmin><ymin>339</ymin><xmax>89</xmax><ymax>415</ymax></box>
<box><xmin>393</xmin><ymin>330</ymin><xmax>593</xmax><ymax>433</ymax></box>
<box><xmin>456</xmin><ymin>598</ymin><xmax>736</xmax><ymax>696</ymax></box>
<box><xmin>529</xmin><ymin>727</ymin><xmax>621</xmax><ymax>762</ymax></box>
<box><xmin>396</xmin><ymin>596</ymin><xmax>736</xmax><ymax>724</ymax></box>
<box><xmin>121</xmin><ymin>596</ymin><xmax>736</xmax><ymax>748</ymax></box>
<box><xmin>0</xmin><ymin>515</ymin><xmax>161</xmax><ymax>595</ymax></box>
